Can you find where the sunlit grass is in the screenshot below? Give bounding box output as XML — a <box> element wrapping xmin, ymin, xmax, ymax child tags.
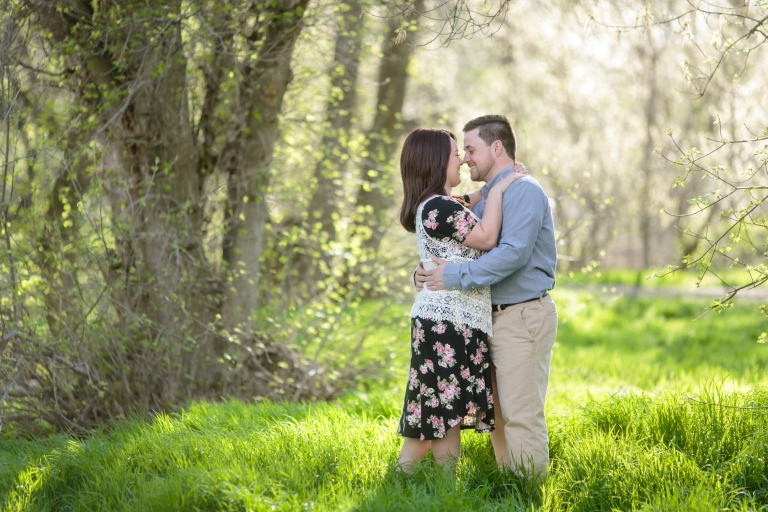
<box><xmin>2</xmin><ymin>387</ymin><xmax>766</xmax><ymax>511</ymax></box>
<box><xmin>346</xmin><ymin>288</ymin><xmax>768</xmax><ymax>407</ymax></box>
<box><xmin>558</xmin><ymin>266</ymin><xmax>758</xmax><ymax>290</ymax></box>
<box><xmin>548</xmin><ymin>289</ymin><xmax>768</xmax><ymax>408</ymax></box>
<box><xmin>2</xmin><ymin>286</ymin><xmax>768</xmax><ymax>510</ymax></box>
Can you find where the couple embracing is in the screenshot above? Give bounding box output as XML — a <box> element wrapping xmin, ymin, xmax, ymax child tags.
<box><xmin>396</xmin><ymin>115</ymin><xmax>558</xmax><ymax>479</ymax></box>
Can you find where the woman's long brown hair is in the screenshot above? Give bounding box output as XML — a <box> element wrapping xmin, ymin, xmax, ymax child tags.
<box><xmin>399</xmin><ymin>128</ymin><xmax>456</xmax><ymax>232</ymax></box>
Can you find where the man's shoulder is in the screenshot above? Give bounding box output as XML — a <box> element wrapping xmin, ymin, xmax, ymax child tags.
<box><xmin>505</xmin><ymin>177</ymin><xmax>548</xmax><ymax>202</ymax></box>
<box><xmin>518</xmin><ymin>176</ymin><xmax>545</xmax><ymax>191</ymax></box>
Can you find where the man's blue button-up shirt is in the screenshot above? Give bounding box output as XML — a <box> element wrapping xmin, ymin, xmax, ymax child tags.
<box><xmin>443</xmin><ymin>167</ymin><xmax>557</xmax><ymax>304</ymax></box>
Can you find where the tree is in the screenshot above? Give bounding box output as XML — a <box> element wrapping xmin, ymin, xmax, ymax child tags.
<box><xmin>0</xmin><ymin>0</ymin><xmax>311</xmax><ymax>429</ymax></box>
<box><xmin>637</xmin><ymin>2</ymin><xmax>768</xmax><ymax>313</ymax></box>
<box><xmin>2</xmin><ymin>0</ymin><xmax>518</xmax><ymax>431</ymax></box>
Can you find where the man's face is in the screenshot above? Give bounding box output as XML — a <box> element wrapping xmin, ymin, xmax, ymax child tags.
<box><xmin>463</xmin><ymin>128</ymin><xmax>495</xmax><ymax>182</ymax></box>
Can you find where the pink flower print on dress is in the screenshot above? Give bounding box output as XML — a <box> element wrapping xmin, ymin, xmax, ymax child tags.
<box><xmin>430</xmin><ymin>397</ymin><xmax>439</xmax><ymax>408</ymax></box>
<box><xmin>466</xmin><ymin>401</ymin><xmax>477</xmax><ymax>415</ymax></box>
<box><xmin>405</xmin><ymin>400</ymin><xmax>422</xmax><ymax>427</ymax></box>
<box><xmin>436</xmin><ymin>343</ymin><xmax>456</xmax><ymax>368</ymax></box>
<box><xmin>460</xmin><ymin>368</ymin><xmax>470</xmax><ymax>380</ymax></box>
<box><xmin>477</xmin><ymin>378</ymin><xmax>486</xmax><ymax>392</ymax></box>
<box><xmin>448</xmin><ymin>416</ymin><xmax>463</xmax><ymax>428</ymax></box>
<box><xmin>432</xmin><ymin>322</ymin><xmax>446</xmax><ymax>334</ymax></box>
<box><xmin>470</xmin><ymin>346</ymin><xmax>484</xmax><ymax>365</ymax></box>
<box><xmin>456</xmin><ymin>218</ymin><xmax>469</xmax><ymax>239</ymax></box>
<box><xmin>427</xmin><ymin>415</ymin><xmax>446</xmax><ymax>437</ymax></box>
<box><xmin>419</xmin><ymin>359</ymin><xmax>434</xmax><ymax>374</ymax></box>
<box><xmin>408</xmin><ymin>368</ymin><xmax>418</xmax><ymax>388</ymax></box>
<box><xmin>424</xmin><ymin>209</ymin><xmax>439</xmax><ymax>230</ymax></box>
<box><xmin>443</xmin><ymin>383</ymin><xmax>458</xmax><ymax>400</ymax></box>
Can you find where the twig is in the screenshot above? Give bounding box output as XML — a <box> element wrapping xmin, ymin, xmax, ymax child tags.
<box><xmin>685</xmin><ymin>397</ymin><xmax>768</xmax><ymax>410</ymax></box>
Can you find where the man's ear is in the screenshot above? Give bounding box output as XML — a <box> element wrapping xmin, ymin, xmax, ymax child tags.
<box><xmin>493</xmin><ymin>140</ymin><xmax>503</xmax><ymax>156</ymax></box>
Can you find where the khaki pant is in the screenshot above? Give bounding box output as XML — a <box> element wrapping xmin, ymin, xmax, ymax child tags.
<box><xmin>490</xmin><ymin>294</ymin><xmax>558</xmax><ymax>477</ymax></box>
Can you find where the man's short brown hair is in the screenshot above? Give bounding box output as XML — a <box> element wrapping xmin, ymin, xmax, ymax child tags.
<box><xmin>463</xmin><ymin>115</ymin><xmax>516</xmax><ymax>161</ymax></box>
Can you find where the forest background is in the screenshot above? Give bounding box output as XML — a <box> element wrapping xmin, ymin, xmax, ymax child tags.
<box><xmin>1</xmin><ymin>0</ymin><xmax>768</xmax><ymax>435</ymax></box>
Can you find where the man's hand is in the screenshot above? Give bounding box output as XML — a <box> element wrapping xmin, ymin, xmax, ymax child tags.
<box><xmin>414</xmin><ymin>262</ymin><xmax>427</xmax><ymax>291</ymax></box>
<box><xmin>424</xmin><ymin>255</ymin><xmax>448</xmax><ymax>291</ymax></box>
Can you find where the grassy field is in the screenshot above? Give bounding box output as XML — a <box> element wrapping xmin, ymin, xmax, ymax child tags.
<box><xmin>2</xmin><ymin>286</ymin><xmax>768</xmax><ymax>511</ymax></box>
<box><xmin>557</xmin><ymin>267</ymin><xmax>758</xmax><ymax>289</ymax></box>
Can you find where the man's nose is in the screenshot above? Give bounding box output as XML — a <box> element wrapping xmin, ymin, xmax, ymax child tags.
<box><xmin>462</xmin><ymin>153</ymin><xmax>471</xmax><ymax>163</ymax></box>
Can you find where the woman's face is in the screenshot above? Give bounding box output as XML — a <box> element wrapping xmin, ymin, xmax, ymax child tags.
<box><xmin>445</xmin><ymin>137</ymin><xmax>462</xmax><ymax>190</ymax></box>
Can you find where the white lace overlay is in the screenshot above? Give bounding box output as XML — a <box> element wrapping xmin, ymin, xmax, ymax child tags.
<box><xmin>410</xmin><ymin>197</ymin><xmax>493</xmax><ymax>336</ymax></box>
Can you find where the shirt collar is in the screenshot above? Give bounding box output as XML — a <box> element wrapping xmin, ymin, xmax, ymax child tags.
<box><xmin>480</xmin><ymin>166</ymin><xmax>516</xmax><ymax>200</ymax></box>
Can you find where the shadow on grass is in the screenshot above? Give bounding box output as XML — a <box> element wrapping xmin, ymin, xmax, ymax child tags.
<box><xmin>356</xmin><ymin>464</ymin><xmax>542</xmax><ymax>511</ymax></box>
<box><xmin>0</xmin><ymin>398</ymin><xmax>335</xmax><ymax>512</ymax></box>
<box><xmin>355</xmin><ymin>432</ymin><xmax>543</xmax><ymax>512</ymax></box>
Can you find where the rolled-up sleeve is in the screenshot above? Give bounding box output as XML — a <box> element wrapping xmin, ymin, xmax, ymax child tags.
<box><xmin>444</xmin><ymin>181</ymin><xmax>546</xmax><ymax>291</ymax></box>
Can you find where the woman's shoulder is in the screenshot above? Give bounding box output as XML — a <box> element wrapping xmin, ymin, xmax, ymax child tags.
<box><xmin>421</xmin><ymin>195</ymin><xmax>463</xmax><ymax>212</ymax></box>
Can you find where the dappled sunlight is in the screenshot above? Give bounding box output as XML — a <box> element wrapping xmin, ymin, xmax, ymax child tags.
<box><xmin>1</xmin><ymin>0</ymin><xmax>768</xmax><ymax>508</ymax></box>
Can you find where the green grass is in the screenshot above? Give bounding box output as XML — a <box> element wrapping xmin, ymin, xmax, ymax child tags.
<box><xmin>557</xmin><ymin>267</ymin><xmax>758</xmax><ymax>290</ymax></box>
<box><xmin>548</xmin><ymin>290</ymin><xmax>768</xmax><ymax>408</ymax></box>
<box><xmin>2</xmin><ymin>288</ymin><xmax>768</xmax><ymax>511</ymax></box>
<box><xmin>349</xmin><ymin>289</ymin><xmax>768</xmax><ymax>407</ymax></box>
<box><xmin>2</xmin><ymin>388</ymin><xmax>766</xmax><ymax>511</ymax></box>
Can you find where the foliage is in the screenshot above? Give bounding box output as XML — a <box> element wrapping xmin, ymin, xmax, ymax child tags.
<box><xmin>2</xmin><ymin>289</ymin><xmax>767</xmax><ymax>508</ymax></box>
<box><xmin>1</xmin><ymin>386</ymin><xmax>766</xmax><ymax>510</ymax></box>
<box><xmin>3</xmin><ymin>0</ymin><xmax>768</xmax><ymax>434</ymax></box>
<box><xmin>658</xmin><ymin>125</ymin><xmax>768</xmax><ymax>314</ymax></box>
<box><xmin>584</xmin><ymin>1</ymin><xmax>768</xmax><ymax>317</ymax></box>
<box><xmin>0</xmin><ymin>0</ymin><xmax>522</xmax><ymax>432</ymax></box>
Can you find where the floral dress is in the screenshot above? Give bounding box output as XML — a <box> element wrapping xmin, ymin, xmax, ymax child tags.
<box><xmin>398</xmin><ymin>195</ymin><xmax>495</xmax><ymax>440</ymax></box>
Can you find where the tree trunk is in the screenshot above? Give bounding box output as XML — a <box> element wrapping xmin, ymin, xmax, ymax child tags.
<box><xmin>353</xmin><ymin>0</ymin><xmax>424</xmax><ymax>255</ymax></box>
<box><xmin>221</xmin><ymin>0</ymin><xmax>310</xmax><ymax>333</ymax></box>
<box><xmin>307</xmin><ymin>0</ymin><xmax>366</xmax><ymax>243</ymax></box>
<box><xmin>39</xmin><ymin>133</ymin><xmax>92</xmax><ymax>339</ymax></box>
<box><xmin>638</xmin><ymin>34</ymin><xmax>658</xmax><ymax>269</ymax></box>
<box><xmin>37</xmin><ymin>0</ymin><xmax>218</xmax><ymax>399</ymax></box>
<box><xmin>292</xmin><ymin>0</ymin><xmax>366</xmax><ymax>284</ymax></box>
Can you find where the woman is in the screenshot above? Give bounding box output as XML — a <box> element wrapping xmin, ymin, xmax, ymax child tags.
<box><xmin>396</xmin><ymin>128</ymin><xmax>522</xmax><ymax>471</ymax></box>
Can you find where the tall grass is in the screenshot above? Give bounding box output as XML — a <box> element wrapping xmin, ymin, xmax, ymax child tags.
<box><xmin>2</xmin><ymin>289</ymin><xmax>768</xmax><ymax>510</ymax></box>
<box><xmin>1</xmin><ymin>387</ymin><xmax>766</xmax><ymax>511</ymax></box>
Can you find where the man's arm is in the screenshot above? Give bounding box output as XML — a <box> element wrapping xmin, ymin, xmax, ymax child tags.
<box><xmin>443</xmin><ymin>180</ymin><xmax>546</xmax><ymax>291</ymax></box>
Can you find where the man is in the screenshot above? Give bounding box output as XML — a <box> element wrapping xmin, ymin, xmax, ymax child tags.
<box><xmin>416</xmin><ymin>114</ymin><xmax>558</xmax><ymax>478</ymax></box>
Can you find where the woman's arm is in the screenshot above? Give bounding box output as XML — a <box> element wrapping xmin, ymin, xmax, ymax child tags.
<box><xmin>463</xmin><ymin>173</ymin><xmax>523</xmax><ymax>251</ymax></box>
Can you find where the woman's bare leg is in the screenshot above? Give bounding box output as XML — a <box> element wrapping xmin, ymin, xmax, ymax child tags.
<box><xmin>431</xmin><ymin>425</ymin><xmax>461</xmax><ymax>470</ymax></box>
<box><xmin>489</xmin><ymin>364</ymin><xmax>511</xmax><ymax>470</ymax></box>
<box><xmin>397</xmin><ymin>438</ymin><xmax>432</xmax><ymax>473</ymax></box>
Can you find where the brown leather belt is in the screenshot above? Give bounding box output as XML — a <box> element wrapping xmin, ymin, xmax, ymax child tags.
<box><xmin>492</xmin><ymin>291</ymin><xmax>549</xmax><ymax>312</ymax></box>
